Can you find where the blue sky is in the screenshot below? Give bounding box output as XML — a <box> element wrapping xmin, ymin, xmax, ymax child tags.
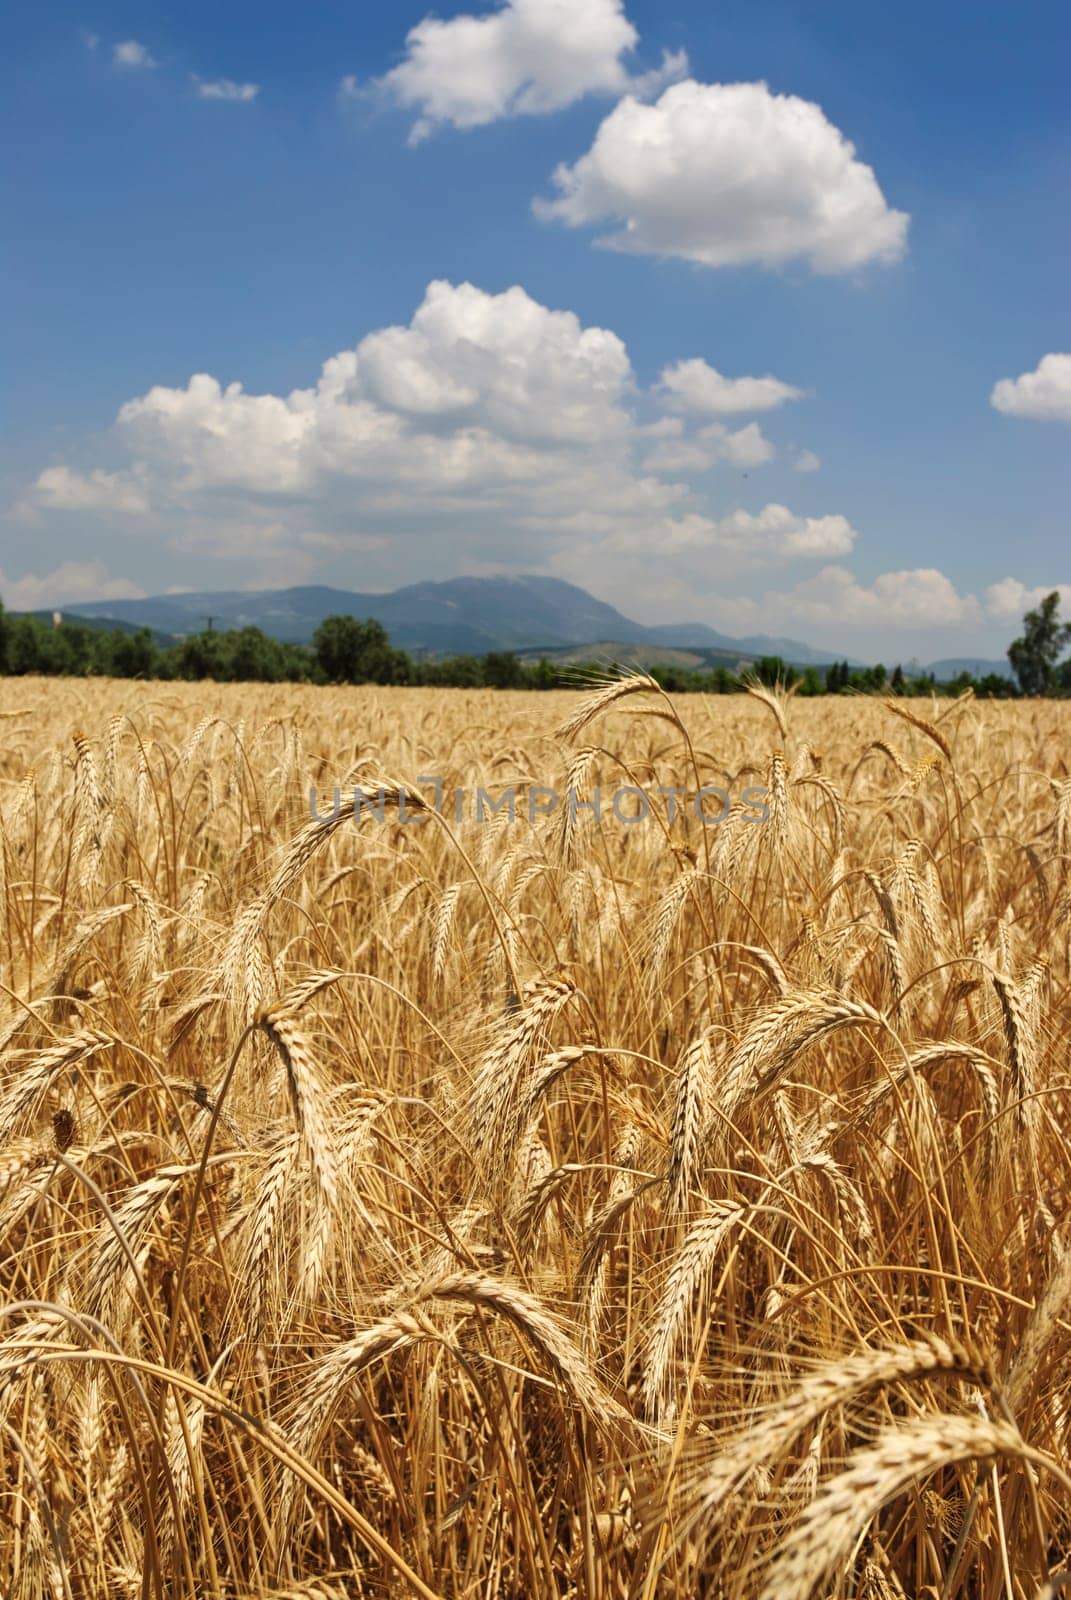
<box><xmin>3</xmin><ymin>0</ymin><xmax>1069</xmax><ymax>661</ymax></box>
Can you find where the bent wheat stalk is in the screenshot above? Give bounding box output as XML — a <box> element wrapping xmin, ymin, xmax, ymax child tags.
<box><xmin>758</xmin><ymin>1413</ymin><xmax>1065</xmax><ymax>1600</ymax></box>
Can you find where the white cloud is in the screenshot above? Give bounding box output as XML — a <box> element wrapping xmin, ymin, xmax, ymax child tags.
<box><xmin>572</xmin><ymin>501</ymin><xmax>856</xmax><ymax>564</ymax></box>
<box><xmin>793</xmin><ymin>449</ymin><xmax>821</xmax><ymax>473</ymax></box>
<box><xmin>984</xmin><ymin>577</ymin><xmax>1071</xmax><ymax>621</ymax></box>
<box><xmin>990</xmin><ymin>354</ymin><xmax>1071</xmax><ymax>424</ymax></box>
<box><xmin>642</xmin><ymin>418</ymin><xmax>775</xmax><ymax>474</ymax></box>
<box><xmin>348</xmin><ymin>280</ymin><xmax>633</xmax><ymax>441</ymax></box>
<box><xmin>114</xmin><ymin>39</ymin><xmax>156</xmax><ymax>69</ymax></box>
<box><xmin>544</xmin><ymin>545</ymin><xmax>1059</xmax><ymax>646</ymax></box>
<box><xmin>33</xmin><ymin>465</ymin><xmax>150</xmax><ymax>515</ymax></box>
<box><xmin>536</xmin><ymin>78</ymin><xmax>909</xmax><ymax>273</ymax></box>
<box><xmin>628</xmin><ymin>49</ymin><xmax>689</xmax><ymax>100</ymax></box>
<box><xmin>196</xmin><ymin>78</ymin><xmax>260</xmax><ymax>102</ymax></box>
<box><xmin>611</xmin><ymin>564</ymin><xmax>980</xmax><ymax>642</ymax></box>
<box><xmin>544</xmin><ymin>508</ymin><xmax>859</xmax><ymax>620</ymax></box>
<box><xmin>698</xmin><ymin>505</ymin><xmax>856</xmax><ymax>561</ymax></box>
<box><xmin>115</xmin><ymin>281</ymin><xmax>638</xmax><ymax>502</ymax></box>
<box><xmin>657</xmin><ymin>357</ymin><xmax>802</xmax><ymax>415</ymax></box>
<box><xmin>765</xmin><ymin>566</ymin><xmax>981</xmax><ymax>629</ymax></box>
<box><xmin>376</xmin><ymin>0</ymin><xmax>685</xmax><ymax>140</ymax></box>
<box><xmin>117</xmin><ymin>373</ymin><xmax>314</xmax><ymax>494</ymax></box>
<box><xmin>26</xmin><ymin>280</ymin><xmax>860</xmax><ymax>611</ymax></box>
<box><xmin>639</xmin><ymin>436</ymin><xmax>714</xmax><ymax>474</ymax></box>
<box><xmin>0</xmin><ymin>562</ymin><xmax>145</xmax><ymax>611</ymax></box>
<box><xmin>716</xmin><ymin>423</ymin><xmax>776</xmax><ymax>470</ymax></box>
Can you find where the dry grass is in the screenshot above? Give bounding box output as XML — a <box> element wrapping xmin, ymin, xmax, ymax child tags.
<box><xmin>1</xmin><ymin>675</ymin><xmax>1071</xmax><ymax>1598</ymax></box>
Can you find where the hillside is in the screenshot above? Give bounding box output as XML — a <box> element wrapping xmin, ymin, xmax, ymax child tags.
<box><xmin>63</xmin><ymin>574</ymin><xmax>846</xmax><ymax>664</ymax></box>
<box><xmin>514</xmin><ymin>640</ymin><xmax>753</xmax><ymax>672</ymax></box>
<box><xmin>18</xmin><ymin>609</ymin><xmax>179</xmax><ymax>649</ymax></box>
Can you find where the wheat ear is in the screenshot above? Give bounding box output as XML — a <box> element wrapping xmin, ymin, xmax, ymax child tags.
<box><xmin>758</xmin><ymin>1413</ymin><xmax>1054</xmax><ymax>1600</ymax></box>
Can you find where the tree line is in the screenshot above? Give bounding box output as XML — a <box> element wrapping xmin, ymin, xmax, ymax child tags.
<box><xmin>0</xmin><ymin>591</ymin><xmax>1067</xmax><ymax>696</ymax></box>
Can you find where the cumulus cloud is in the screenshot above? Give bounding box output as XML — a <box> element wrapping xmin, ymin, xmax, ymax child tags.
<box><xmin>984</xmin><ymin>577</ymin><xmax>1071</xmax><ymax>621</ymax></box>
<box><xmin>113</xmin><ymin>280</ymin><xmax>640</xmax><ymax>505</ymax></box>
<box><xmin>536</xmin><ymin>78</ymin><xmax>909</xmax><ymax>273</ymax></box>
<box><xmin>990</xmin><ymin>354</ymin><xmax>1071</xmax><ymax>423</ymax></box>
<box><xmin>348</xmin><ymin>280</ymin><xmax>633</xmax><ymax>441</ymax></box>
<box><xmin>547</xmin><ymin>542</ymin><xmax>1068</xmax><ymax>646</ymax></box>
<box><xmin>642</xmin><ymin>418</ymin><xmax>775</xmax><ymax>474</ymax></box>
<box><xmin>657</xmin><ymin>357</ymin><xmax>802</xmax><ymax>416</ymax></box>
<box><xmin>766</xmin><ymin>566</ymin><xmax>981</xmax><ymax>629</ymax></box>
<box><xmin>793</xmin><ymin>449</ymin><xmax>821</xmax><ymax>472</ymax></box>
<box><xmin>699</xmin><ymin>506</ymin><xmax>855</xmax><ymax>561</ymax></box>
<box><xmin>25</xmin><ymin>280</ymin><xmax>862</xmax><ymax>611</ymax></box>
<box><xmin>574</xmin><ymin>501</ymin><xmax>856</xmax><ymax>565</ymax></box>
<box><xmin>608</xmin><ymin>565</ymin><xmax>979</xmax><ymax>643</ymax></box>
<box><xmin>717</xmin><ymin>423</ymin><xmax>775</xmax><ymax>470</ymax></box>
<box><xmin>375</xmin><ymin>0</ymin><xmax>685</xmax><ymax>139</ymax></box>
<box><xmin>196</xmin><ymin>78</ymin><xmax>260</xmax><ymax>102</ymax></box>
<box><xmin>0</xmin><ymin>562</ymin><xmax>145</xmax><ymax>611</ymax></box>
<box><xmin>106</xmin><ymin>282</ymin><xmax>644</xmax><ymax>537</ymax></box>
<box><xmin>33</xmin><ymin>465</ymin><xmax>150</xmax><ymax>515</ymax></box>
<box><xmin>114</xmin><ymin>39</ymin><xmax>156</xmax><ymax>69</ymax></box>
<box><xmin>712</xmin><ymin>568</ymin><xmax>1071</xmax><ymax>641</ymax></box>
<box><xmin>544</xmin><ymin>511</ymin><xmax>858</xmax><ymax>622</ymax></box>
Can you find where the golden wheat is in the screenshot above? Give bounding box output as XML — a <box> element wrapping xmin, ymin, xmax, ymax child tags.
<box><xmin>1</xmin><ymin>675</ymin><xmax>1069</xmax><ymax>1598</ymax></box>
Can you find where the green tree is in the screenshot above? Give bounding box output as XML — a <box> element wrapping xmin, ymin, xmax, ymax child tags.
<box><xmin>425</xmin><ymin>654</ymin><xmax>484</xmax><ymax>687</ymax></box>
<box><xmin>50</xmin><ymin>621</ymin><xmax>94</xmax><ymax>674</ymax></box>
<box><xmin>977</xmin><ymin>672</ymin><xmax>1018</xmax><ymax>699</ymax></box>
<box><xmin>312</xmin><ymin>615</ymin><xmax>407</xmax><ymax>684</ymax></box>
<box><xmin>8</xmin><ymin>617</ymin><xmax>44</xmax><ymax>674</ymax></box>
<box><xmin>104</xmin><ymin>627</ymin><xmax>159</xmax><ymax>678</ymax></box>
<box><xmin>1008</xmin><ymin>591</ymin><xmax>1071</xmax><ymax>695</ymax></box>
<box><xmin>755</xmin><ymin>655</ymin><xmax>791</xmax><ymax>687</ymax></box>
<box><xmin>223</xmin><ymin>626</ymin><xmax>296</xmax><ymax>682</ymax></box>
<box><xmin>173</xmin><ymin>631</ymin><xmax>225</xmax><ymax>680</ymax></box>
<box><xmin>482</xmin><ymin>651</ymin><xmax>526</xmax><ymax>689</ymax></box>
<box><xmin>798</xmin><ymin>666</ymin><xmax>823</xmax><ymax>696</ymax></box>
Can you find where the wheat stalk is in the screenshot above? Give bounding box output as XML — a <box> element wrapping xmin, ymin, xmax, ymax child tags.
<box><xmin>757</xmin><ymin>1413</ymin><xmax>1056</xmax><ymax>1600</ymax></box>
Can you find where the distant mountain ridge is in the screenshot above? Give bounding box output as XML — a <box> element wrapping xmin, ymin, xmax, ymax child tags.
<box><xmin>63</xmin><ymin>574</ymin><xmax>853</xmax><ymax>667</ymax></box>
<box><xmin>924</xmin><ymin>657</ymin><xmax>1013</xmax><ymax>680</ymax></box>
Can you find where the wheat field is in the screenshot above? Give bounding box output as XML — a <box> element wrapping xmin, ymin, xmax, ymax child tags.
<box><xmin>1</xmin><ymin>675</ymin><xmax>1070</xmax><ymax>1599</ymax></box>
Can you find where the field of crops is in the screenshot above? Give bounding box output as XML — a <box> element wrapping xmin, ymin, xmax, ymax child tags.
<box><xmin>1</xmin><ymin>675</ymin><xmax>1070</xmax><ymax>1599</ymax></box>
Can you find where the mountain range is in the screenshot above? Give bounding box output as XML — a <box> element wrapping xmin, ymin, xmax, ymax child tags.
<box><xmin>916</xmin><ymin>657</ymin><xmax>1013</xmax><ymax>680</ymax></box>
<box><xmin>63</xmin><ymin>575</ymin><xmax>853</xmax><ymax>666</ymax></box>
<box><xmin>58</xmin><ymin>574</ymin><xmax>1014</xmax><ymax>678</ymax></box>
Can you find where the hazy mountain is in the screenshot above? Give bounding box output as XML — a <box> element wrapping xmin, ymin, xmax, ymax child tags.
<box><xmin>925</xmin><ymin>657</ymin><xmax>1013</xmax><ymax>681</ymax></box>
<box><xmin>64</xmin><ymin>577</ymin><xmax>639</xmax><ymax>649</ymax></box>
<box><xmin>734</xmin><ymin>631</ymin><xmax>861</xmax><ymax>664</ymax></box>
<box><xmin>637</xmin><ymin>620</ymin><xmax>743</xmax><ymax>650</ymax></box>
<box><xmin>643</xmin><ymin>620</ymin><xmax>860</xmax><ymax>664</ymax></box>
<box><xmin>64</xmin><ymin>574</ymin><xmax>848</xmax><ymax>664</ymax></box>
